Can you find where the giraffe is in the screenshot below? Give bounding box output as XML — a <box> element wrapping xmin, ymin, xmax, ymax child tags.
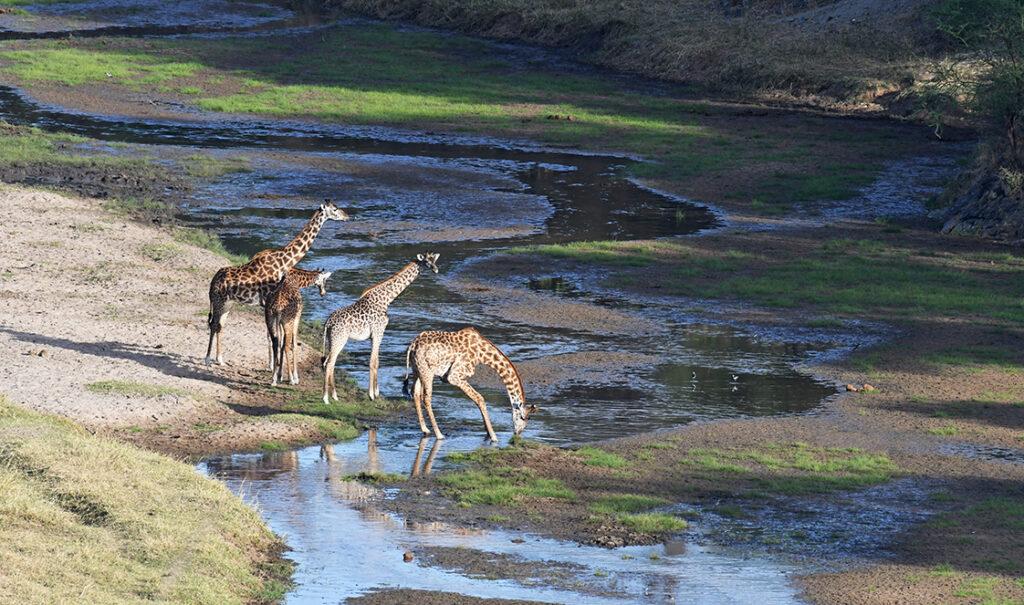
<box><xmin>265</xmin><ymin>268</ymin><xmax>332</xmax><ymax>386</ymax></box>
<box><xmin>402</xmin><ymin>327</ymin><xmax>537</xmax><ymax>442</ymax></box>
<box><xmin>205</xmin><ymin>201</ymin><xmax>348</xmax><ymax>366</ymax></box>
<box><xmin>321</xmin><ymin>253</ymin><xmax>440</xmax><ymax>404</ymax></box>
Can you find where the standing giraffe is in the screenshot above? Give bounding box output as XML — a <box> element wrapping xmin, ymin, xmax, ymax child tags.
<box><xmin>402</xmin><ymin>327</ymin><xmax>537</xmax><ymax>441</ymax></box>
<box><xmin>265</xmin><ymin>268</ymin><xmax>332</xmax><ymax>386</ymax></box>
<box><xmin>321</xmin><ymin>253</ymin><xmax>440</xmax><ymax>404</ymax></box>
<box><xmin>205</xmin><ymin>201</ymin><xmax>348</xmax><ymax>365</ymax></box>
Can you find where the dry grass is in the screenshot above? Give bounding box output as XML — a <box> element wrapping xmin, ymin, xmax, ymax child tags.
<box><xmin>0</xmin><ymin>397</ymin><xmax>286</xmax><ymax>605</ymax></box>
<box><xmin>329</xmin><ymin>0</ymin><xmax>933</xmax><ymax>103</ymax></box>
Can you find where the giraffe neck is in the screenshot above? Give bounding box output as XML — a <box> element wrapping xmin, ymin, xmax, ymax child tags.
<box><xmin>477</xmin><ymin>337</ymin><xmax>526</xmax><ymax>408</ymax></box>
<box><xmin>365</xmin><ymin>262</ymin><xmax>420</xmax><ymax>306</ymax></box>
<box><xmin>279</xmin><ymin>209</ymin><xmax>327</xmax><ymax>269</ymax></box>
<box><xmin>286</xmin><ymin>268</ymin><xmax>322</xmax><ymax>289</ymax></box>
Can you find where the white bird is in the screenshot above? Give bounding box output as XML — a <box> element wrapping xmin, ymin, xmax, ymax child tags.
<box><xmin>731</xmin><ymin>374</ymin><xmax>739</xmax><ymax>381</ymax></box>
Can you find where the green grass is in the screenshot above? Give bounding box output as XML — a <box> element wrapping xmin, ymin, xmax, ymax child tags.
<box><xmin>173</xmin><ymin>227</ymin><xmax>248</xmax><ymax>264</ymax></box>
<box><xmin>576</xmin><ymin>446</ymin><xmax>630</xmax><ymax>469</ymax></box>
<box><xmin>682</xmin><ymin>442</ymin><xmax>899</xmax><ymax>495</ymax></box>
<box><xmin>343</xmin><ymin>471</ymin><xmax>406</xmax><ymax>484</ymax></box>
<box><xmin>265</xmin><ymin>413</ymin><xmax>361</xmax><ymax>442</ymax></box>
<box><xmin>85</xmin><ymin>380</ymin><xmax>187</xmax><ymax>398</ymax></box>
<box><xmin>0</xmin><ymin>27</ymin><xmax>928</xmax><ymax>210</ymax></box>
<box><xmin>181</xmin><ymin>154</ymin><xmax>252</xmax><ymax>179</ymax></box>
<box><xmin>922</xmin><ymin>346</ymin><xmax>1024</xmax><ymax>374</ymax></box>
<box><xmin>259</xmin><ymin>441</ymin><xmax>286</xmax><ymax>452</ymax></box>
<box><xmin>513</xmin><ymin>238</ymin><xmax>1024</xmax><ymax>323</ymax></box>
<box><xmin>616</xmin><ymin>513</ymin><xmax>688</xmax><ymax>533</ymax></box>
<box><xmin>927</xmin><ymin>424</ymin><xmax>960</xmax><ymax>437</ymax></box>
<box><xmin>2</xmin><ymin>47</ymin><xmax>200</xmax><ymax>86</ymax></box>
<box><xmin>140</xmin><ymin>242</ymin><xmax>180</xmax><ymax>262</ymax></box>
<box><xmin>589</xmin><ymin>494</ymin><xmax>669</xmax><ymax>514</ymax></box>
<box><xmin>0</xmin><ymin>397</ymin><xmax>285</xmax><ymax>604</ymax></box>
<box><xmin>437</xmin><ymin>468</ymin><xmax>574</xmax><ymax>506</ymax></box>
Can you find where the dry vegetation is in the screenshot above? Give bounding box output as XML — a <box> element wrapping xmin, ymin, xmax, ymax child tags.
<box><xmin>316</xmin><ymin>0</ymin><xmax>936</xmax><ymax>107</ymax></box>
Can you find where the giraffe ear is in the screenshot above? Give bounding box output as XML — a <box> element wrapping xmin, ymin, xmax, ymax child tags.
<box><xmin>417</xmin><ymin>254</ymin><xmax>425</xmax><ymax>261</ymax></box>
<box><xmin>429</xmin><ymin>253</ymin><xmax>440</xmax><ymax>262</ymax></box>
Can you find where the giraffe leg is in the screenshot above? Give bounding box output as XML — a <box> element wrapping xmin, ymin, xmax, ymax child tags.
<box><xmin>214</xmin><ymin>309</ymin><xmax>229</xmax><ymax>365</ymax></box>
<box><xmin>205</xmin><ymin>297</ymin><xmax>224</xmax><ymax>365</ymax></box>
<box><xmin>270</xmin><ymin>319</ymin><xmax>282</xmax><ymax>386</ymax></box>
<box><xmin>451</xmin><ymin>378</ymin><xmax>498</xmax><ymax>442</ymax></box>
<box><xmin>368</xmin><ymin>331</ymin><xmax>383</xmax><ymax>400</ymax></box>
<box><xmin>322</xmin><ymin>333</ymin><xmax>348</xmax><ymax>404</ymax></box>
<box><xmin>289</xmin><ymin>318</ymin><xmax>300</xmax><ymax>385</ymax></box>
<box><xmin>412</xmin><ymin>376</ymin><xmax>430</xmax><ymax>436</ymax></box>
<box><xmin>422</xmin><ymin>379</ymin><xmax>444</xmax><ymax>440</ymax></box>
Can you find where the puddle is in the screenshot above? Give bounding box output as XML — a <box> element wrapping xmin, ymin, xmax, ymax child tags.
<box><xmin>938</xmin><ymin>442</ymin><xmax>1024</xmax><ymax>464</ymax></box>
<box><xmin>199</xmin><ymin>438</ymin><xmax>805</xmax><ymax>604</ymax></box>
<box><xmin>688</xmin><ymin>478</ymin><xmax>941</xmax><ymax>566</ymax></box>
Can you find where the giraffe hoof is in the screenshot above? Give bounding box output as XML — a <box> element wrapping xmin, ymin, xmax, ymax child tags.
<box><xmin>322</xmin><ymin>395</ymin><xmax>330</xmax><ymax>405</ymax></box>
<box><xmin>289</xmin><ymin>378</ymin><xmax>298</xmax><ymax>386</ymax></box>
<box><xmin>435</xmin><ymin>433</ymin><xmax>446</xmax><ymax>440</ymax></box>
<box><xmin>204</xmin><ymin>357</ymin><xmax>214</xmax><ymax>366</ymax></box>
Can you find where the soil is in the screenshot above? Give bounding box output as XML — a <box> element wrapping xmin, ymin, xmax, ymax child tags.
<box><xmin>0</xmin><ymin>183</ymin><xmax>351</xmax><ymax>456</ymax></box>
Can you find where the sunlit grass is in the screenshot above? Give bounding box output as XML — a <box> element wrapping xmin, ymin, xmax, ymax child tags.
<box><xmin>0</xmin><ymin>397</ymin><xmax>285</xmax><ymax>604</ymax></box>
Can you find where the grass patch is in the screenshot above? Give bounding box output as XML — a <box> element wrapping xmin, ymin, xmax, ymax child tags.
<box><xmin>181</xmin><ymin>154</ymin><xmax>252</xmax><ymax>179</ymax></box>
<box><xmin>575</xmin><ymin>446</ymin><xmax>630</xmax><ymax>469</ymax></box>
<box><xmin>173</xmin><ymin>227</ymin><xmax>247</xmax><ymax>264</ymax></box>
<box><xmin>2</xmin><ymin>47</ymin><xmax>201</xmax><ymax>87</ymax></box>
<box><xmin>922</xmin><ymin>346</ymin><xmax>1023</xmax><ymax>374</ymax></box>
<box><xmin>140</xmin><ymin>242</ymin><xmax>180</xmax><ymax>262</ymax></box>
<box><xmin>259</xmin><ymin>441</ymin><xmax>286</xmax><ymax>452</ymax></box>
<box><xmin>927</xmin><ymin>424</ymin><xmax>960</xmax><ymax>437</ymax></box>
<box><xmin>616</xmin><ymin>513</ymin><xmax>687</xmax><ymax>533</ymax></box>
<box><xmin>589</xmin><ymin>493</ymin><xmax>669</xmax><ymax>514</ymax></box>
<box><xmin>85</xmin><ymin>380</ymin><xmax>187</xmax><ymax>398</ymax></box>
<box><xmin>264</xmin><ymin>413</ymin><xmax>360</xmax><ymax>442</ymax></box>
<box><xmin>437</xmin><ymin>468</ymin><xmax>574</xmax><ymax>506</ymax></box>
<box><xmin>682</xmin><ymin>442</ymin><xmax>899</xmax><ymax>495</ymax></box>
<box><xmin>343</xmin><ymin>471</ymin><xmax>405</xmax><ymax>484</ymax></box>
<box><xmin>0</xmin><ymin>397</ymin><xmax>283</xmax><ymax>603</ymax></box>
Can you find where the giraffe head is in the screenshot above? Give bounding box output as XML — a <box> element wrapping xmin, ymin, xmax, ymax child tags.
<box><xmin>512</xmin><ymin>401</ymin><xmax>538</xmax><ymax>435</ymax></box>
<box><xmin>314</xmin><ymin>270</ymin><xmax>332</xmax><ymax>296</ymax></box>
<box><xmin>321</xmin><ymin>200</ymin><xmax>350</xmax><ymax>222</ymax></box>
<box><xmin>416</xmin><ymin>252</ymin><xmax>440</xmax><ymax>274</ymax></box>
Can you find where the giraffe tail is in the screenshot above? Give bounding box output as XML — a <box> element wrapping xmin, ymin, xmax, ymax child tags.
<box><xmin>402</xmin><ymin>341</ymin><xmax>415</xmax><ymax>399</ymax></box>
<box><xmin>320</xmin><ymin>323</ymin><xmax>329</xmax><ymax>369</ymax></box>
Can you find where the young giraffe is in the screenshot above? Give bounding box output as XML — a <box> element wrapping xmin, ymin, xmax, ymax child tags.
<box><xmin>265</xmin><ymin>268</ymin><xmax>332</xmax><ymax>386</ymax></box>
<box><xmin>205</xmin><ymin>201</ymin><xmax>348</xmax><ymax>365</ymax></box>
<box><xmin>321</xmin><ymin>253</ymin><xmax>440</xmax><ymax>404</ymax></box>
<box><xmin>402</xmin><ymin>327</ymin><xmax>537</xmax><ymax>442</ymax></box>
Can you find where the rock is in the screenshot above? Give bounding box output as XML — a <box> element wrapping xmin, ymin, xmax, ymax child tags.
<box><xmin>511</xmin><ymin>538</ymin><xmax>525</xmax><ymax>544</ymax></box>
<box><xmin>403</xmin><ymin>550</ymin><xmax>414</xmax><ymax>563</ymax></box>
<box><xmin>845</xmin><ymin>384</ymin><xmax>860</xmax><ymax>392</ymax></box>
<box><xmin>862</xmin><ymin>383</ymin><xmax>876</xmax><ymax>392</ymax></box>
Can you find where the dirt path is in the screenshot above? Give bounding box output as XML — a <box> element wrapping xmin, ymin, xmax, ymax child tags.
<box><xmin>0</xmin><ymin>183</ymin><xmax>350</xmax><ymax>455</ymax></box>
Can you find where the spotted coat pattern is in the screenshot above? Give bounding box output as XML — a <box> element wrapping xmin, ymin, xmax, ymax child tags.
<box><xmin>265</xmin><ymin>268</ymin><xmax>332</xmax><ymax>385</ymax></box>
<box><xmin>321</xmin><ymin>253</ymin><xmax>439</xmax><ymax>403</ymax></box>
<box><xmin>403</xmin><ymin>327</ymin><xmax>536</xmax><ymax>441</ymax></box>
<box><xmin>204</xmin><ymin>202</ymin><xmax>348</xmax><ymax>365</ymax></box>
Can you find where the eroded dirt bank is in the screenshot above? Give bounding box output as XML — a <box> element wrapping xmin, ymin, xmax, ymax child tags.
<box><xmin>0</xmin><ymin>183</ymin><xmax>376</xmax><ymax>456</ymax></box>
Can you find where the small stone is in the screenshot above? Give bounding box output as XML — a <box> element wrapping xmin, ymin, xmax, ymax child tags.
<box><xmin>511</xmin><ymin>538</ymin><xmax>525</xmax><ymax>544</ymax></box>
<box><xmin>403</xmin><ymin>551</ymin><xmax>414</xmax><ymax>563</ymax></box>
<box><xmin>845</xmin><ymin>384</ymin><xmax>860</xmax><ymax>392</ymax></box>
<box><xmin>862</xmin><ymin>384</ymin><xmax>876</xmax><ymax>392</ymax></box>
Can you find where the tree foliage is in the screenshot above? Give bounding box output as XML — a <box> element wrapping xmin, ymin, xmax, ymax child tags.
<box><xmin>931</xmin><ymin>0</ymin><xmax>1024</xmax><ymax>164</ymax></box>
